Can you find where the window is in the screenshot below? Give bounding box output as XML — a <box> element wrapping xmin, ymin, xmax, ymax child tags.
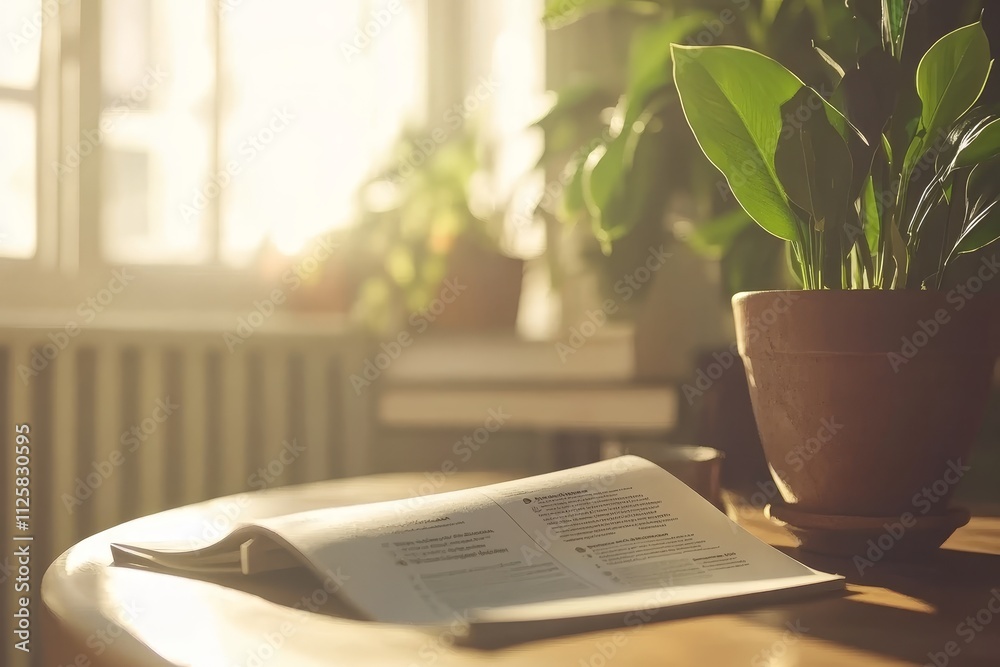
<box><xmin>0</xmin><ymin>0</ymin><xmax>544</xmax><ymax>310</ymax></box>
<box><xmin>1</xmin><ymin>0</ymin><xmax>424</xmax><ymax>271</ymax></box>
<box><xmin>100</xmin><ymin>0</ymin><xmax>423</xmax><ymax>265</ymax></box>
<box><xmin>0</xmin><ymin>0</ymin><xmax>42</xmax><ymax>260</ymax></box>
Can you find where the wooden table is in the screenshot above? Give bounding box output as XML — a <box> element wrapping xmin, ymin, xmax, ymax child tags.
<box><xmin>41</xmin><ymin>473</ymin><xmax>1000</xmax><ymax>667</ymax></box>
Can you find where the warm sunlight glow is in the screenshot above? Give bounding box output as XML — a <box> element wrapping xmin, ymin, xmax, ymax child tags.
<box><xmin>219</xmin><ymin>1</ymin><xmax>421</xmax><ymax>264</ymax></box>
<box><xmin>849</xmin><ymin>589</ymin><xmax>937</xmax><ymax>614</ymax></box>
<box><xmin>0</xmin><ymin>103</ymin><xmax>36</xmax><ymax>258</ymax></box>
<box><xmin>111</xmin><ymin>571</ymin><xmax>231</xmax><ymax>667</ymax></box>
<box><xmin>102</xmin><ymin>0</ymin><xmax>214</xmax><ymax>264</ymax></box>
<box><xmin>0</xmin><ymin>0</ymin><xmax>40</xmax><ymax>259</ymax></box>
<box><xmin>99</xmin><ymin>1</ymin><xmax>421</xmax><ymax>265</ymax></box>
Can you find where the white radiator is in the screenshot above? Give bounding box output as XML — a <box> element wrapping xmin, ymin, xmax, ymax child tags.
<box><xmin>0</xmin><ymin>318</ymin><xmax>370</xmax><ymax>663</ymax></box>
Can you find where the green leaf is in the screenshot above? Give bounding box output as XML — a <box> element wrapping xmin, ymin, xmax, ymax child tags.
<box><xmin>815</xmin><ymin>46</ymin><xmax>847</xmax><ymax>85</ymax></box>
<box><xmin>846</xmin><ymin>176</ymin><xmax>880</xmax><ymax>287</ymax></box>
<box><xmin>860</xmin><ymin>174</ymin><xmax>882</xmax><ymax>259</ymax></box>
<box><xmin>881</xmin><ymin>0</ymin><xmax>911</xmax><ymax>59</ymax></box>
<box><xmin>683</xmin><ymin>208</ymin><xmax>755</xmax><ymax>260</ymax></box>
<box><xmin>775</xmin><ymin>87</ymin><xmax>854</xmax><ymax>231</ymax></box>
<box><xmin>955</xmin><ymin>117</ymin><xmax>1000</xmax><ymax>168</ymax></box>
<box><xmin>954</xmin><ymin>200</ymin><xmax>1000</xmax><ymax>254</ymax></box>
<box><xmin>574</xmin><ymin>13</ymin><xmax>711</xmax><ymax>237</ymax></box>
<box><xmin>760</xmin><ymin>0</ymin><xmax>784</xmax><ymax>29</ymax></box>
<box><xmin>542</xmin><ymin>0</ymin><xmax>659</xmax><ymax>29</ymax></box>
<box><xmin>557</xmin><ymin>153</ymin><xmax>589</xmax><ymax>221</ymax></box>
<box><xmin>847</xmin><ymin>207</ymin><xmax>876</xmax><ymax>287</ymax></box>
<box><xmin>532</xmin><ymin>84</ymin><xmax>615</xmax><ymax>167</ymax></box>
<box><xmin>772</xmin><ymin>87</ymin><xmax>854</xmax><ymax>289</ymax></box>
<box><xmin>888</xmin><ymin>212</ymin><xmax>909</xmax><ymax>287</ymax></box>
<box><xmin>908</xmin><ymin>22</ymin><xmax>994</xmax><ymax>177</ymax></box>
<box><xmin>581</xmin><ymin>96</ymin><xmax>671</xmax><ymax>244</ymax></box>
<box><xmin>671</xmin><ymin>45</ymin><xmax>809</xmax><ymax>241</ymax></box>
<box><xmin>888</xmin><ymin>78</ymin><xmax>921</xmax><ymax>172</ymax></box>
<box><xmin>881</xmin><ymin>132</ymin><xmax>893</xmax><ymax>165</ymax></box>
<box><xmin>839</xmin><ymin>49</ymin><xmax>901</xmax><ymax>144</ymax></box>
<box><xmin>836</xmin><ymin>50</ymin><xmax>899</xmax><ymax>199</ymax></box>
<box><xmin>582</xmin><ymin>140</ymin><xmax>624</xmax><ymax>223</ymax></box>
<box><xmin>673</xmin><ymin>45</ymin><xmax>802</xmax><ymax>240</ymax></box>
<box><xmin>672</xmin><ymin>44</ymin><xmax>864</xmax><ymax>241</ymax></box>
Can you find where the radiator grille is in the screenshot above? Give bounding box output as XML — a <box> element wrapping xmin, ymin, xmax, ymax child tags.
<box><xmin>0</xmin><ymin>324</ymin><xmax>368</xmax><ymax>666</ymax></box>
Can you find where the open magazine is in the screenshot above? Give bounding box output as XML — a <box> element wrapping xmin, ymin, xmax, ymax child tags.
<box><xmin>111</xmin><ymin>456</ymin><xmax>843</xmax><ymax>644</ymax></box>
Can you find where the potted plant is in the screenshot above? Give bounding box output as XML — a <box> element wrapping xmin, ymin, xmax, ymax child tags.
<box><xmin>348</xmin><ymin>128</ymin><xmax>523</xmax><ymax>335</ymax></box>
<box><xmin>672</xmin><ymin>5</ymin><xmax>1000</xmax><ymax>555</ymax></box>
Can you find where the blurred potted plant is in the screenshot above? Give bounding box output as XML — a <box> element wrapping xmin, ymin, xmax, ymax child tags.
<box><xmin>672</xmin><ymin>3</ymin><xmax>1000</xmax><ymax>554</ymax></box>
<box><xmin>348</xmin><ymin>128</ymin><xmax>523</xmax><ymax>335</ymax></box>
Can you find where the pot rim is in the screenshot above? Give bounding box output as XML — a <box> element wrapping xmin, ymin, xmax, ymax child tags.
<box><xmin>733</xmin><ymin>288</ymin><xmax>1000</xmax><ymax>309</ymax></box>
<box><xmin>733</xmin><ymin>288</ymin><xmax>997</xmax><ymax>355</ymax></box>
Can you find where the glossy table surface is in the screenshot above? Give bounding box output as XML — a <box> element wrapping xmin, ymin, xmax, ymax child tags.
<box><xmin>42</xmin><ymin>473</ymin><xmax>1000</xmax><ymax>667</ymax></box>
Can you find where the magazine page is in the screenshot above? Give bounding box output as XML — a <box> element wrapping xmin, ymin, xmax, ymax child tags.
<box><xmin>253</xmin><ymin>456</ymin><xmax>840</xmax><ymax>625</ymax></box>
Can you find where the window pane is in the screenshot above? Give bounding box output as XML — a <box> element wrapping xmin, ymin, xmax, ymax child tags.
<box><xmin>479</xmin><ymin>0</ymin><xmax>546</xmax><ymax>259</ymax></box>
<box><xmin>101</xmin><ymin>0</ymin><xmax>214</xmax><ymax>264</ymax></box>
<box><xmin>0</xmin><ymin>0</ymin><xmax>42</xmax><ymax>89</ymax></box>
<box><xmin>218</xmin><ymin>0</ymin><xmax>422</xmax><ymax>262</ymax></box>
<box><xmin>0</xmin><ymin>102</ymin><xmax>37</xmax><ymax>258</ymax></box>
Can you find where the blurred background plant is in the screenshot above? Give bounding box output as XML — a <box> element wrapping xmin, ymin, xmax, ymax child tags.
<box><xmin>347</xmin><ymin>126</ymin><xmax>523</xmax><ymax>334</ymax></box>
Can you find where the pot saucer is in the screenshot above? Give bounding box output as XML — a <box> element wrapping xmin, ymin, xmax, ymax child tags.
<box><xmin>765</xmin><ymin>502</ymin><xmax>971</xmax><ymax>557</ymax></box>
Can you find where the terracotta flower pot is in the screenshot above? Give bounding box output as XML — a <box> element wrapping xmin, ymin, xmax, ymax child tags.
<box><xmin>431</xmin><ymin>236</ymin><xmax>523</xmax><ymax>331</ymax></box>
<box><xmin>733</xmin><ymin>290</ymin><xmax>997</xmax><ymax>532</ymax></box>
